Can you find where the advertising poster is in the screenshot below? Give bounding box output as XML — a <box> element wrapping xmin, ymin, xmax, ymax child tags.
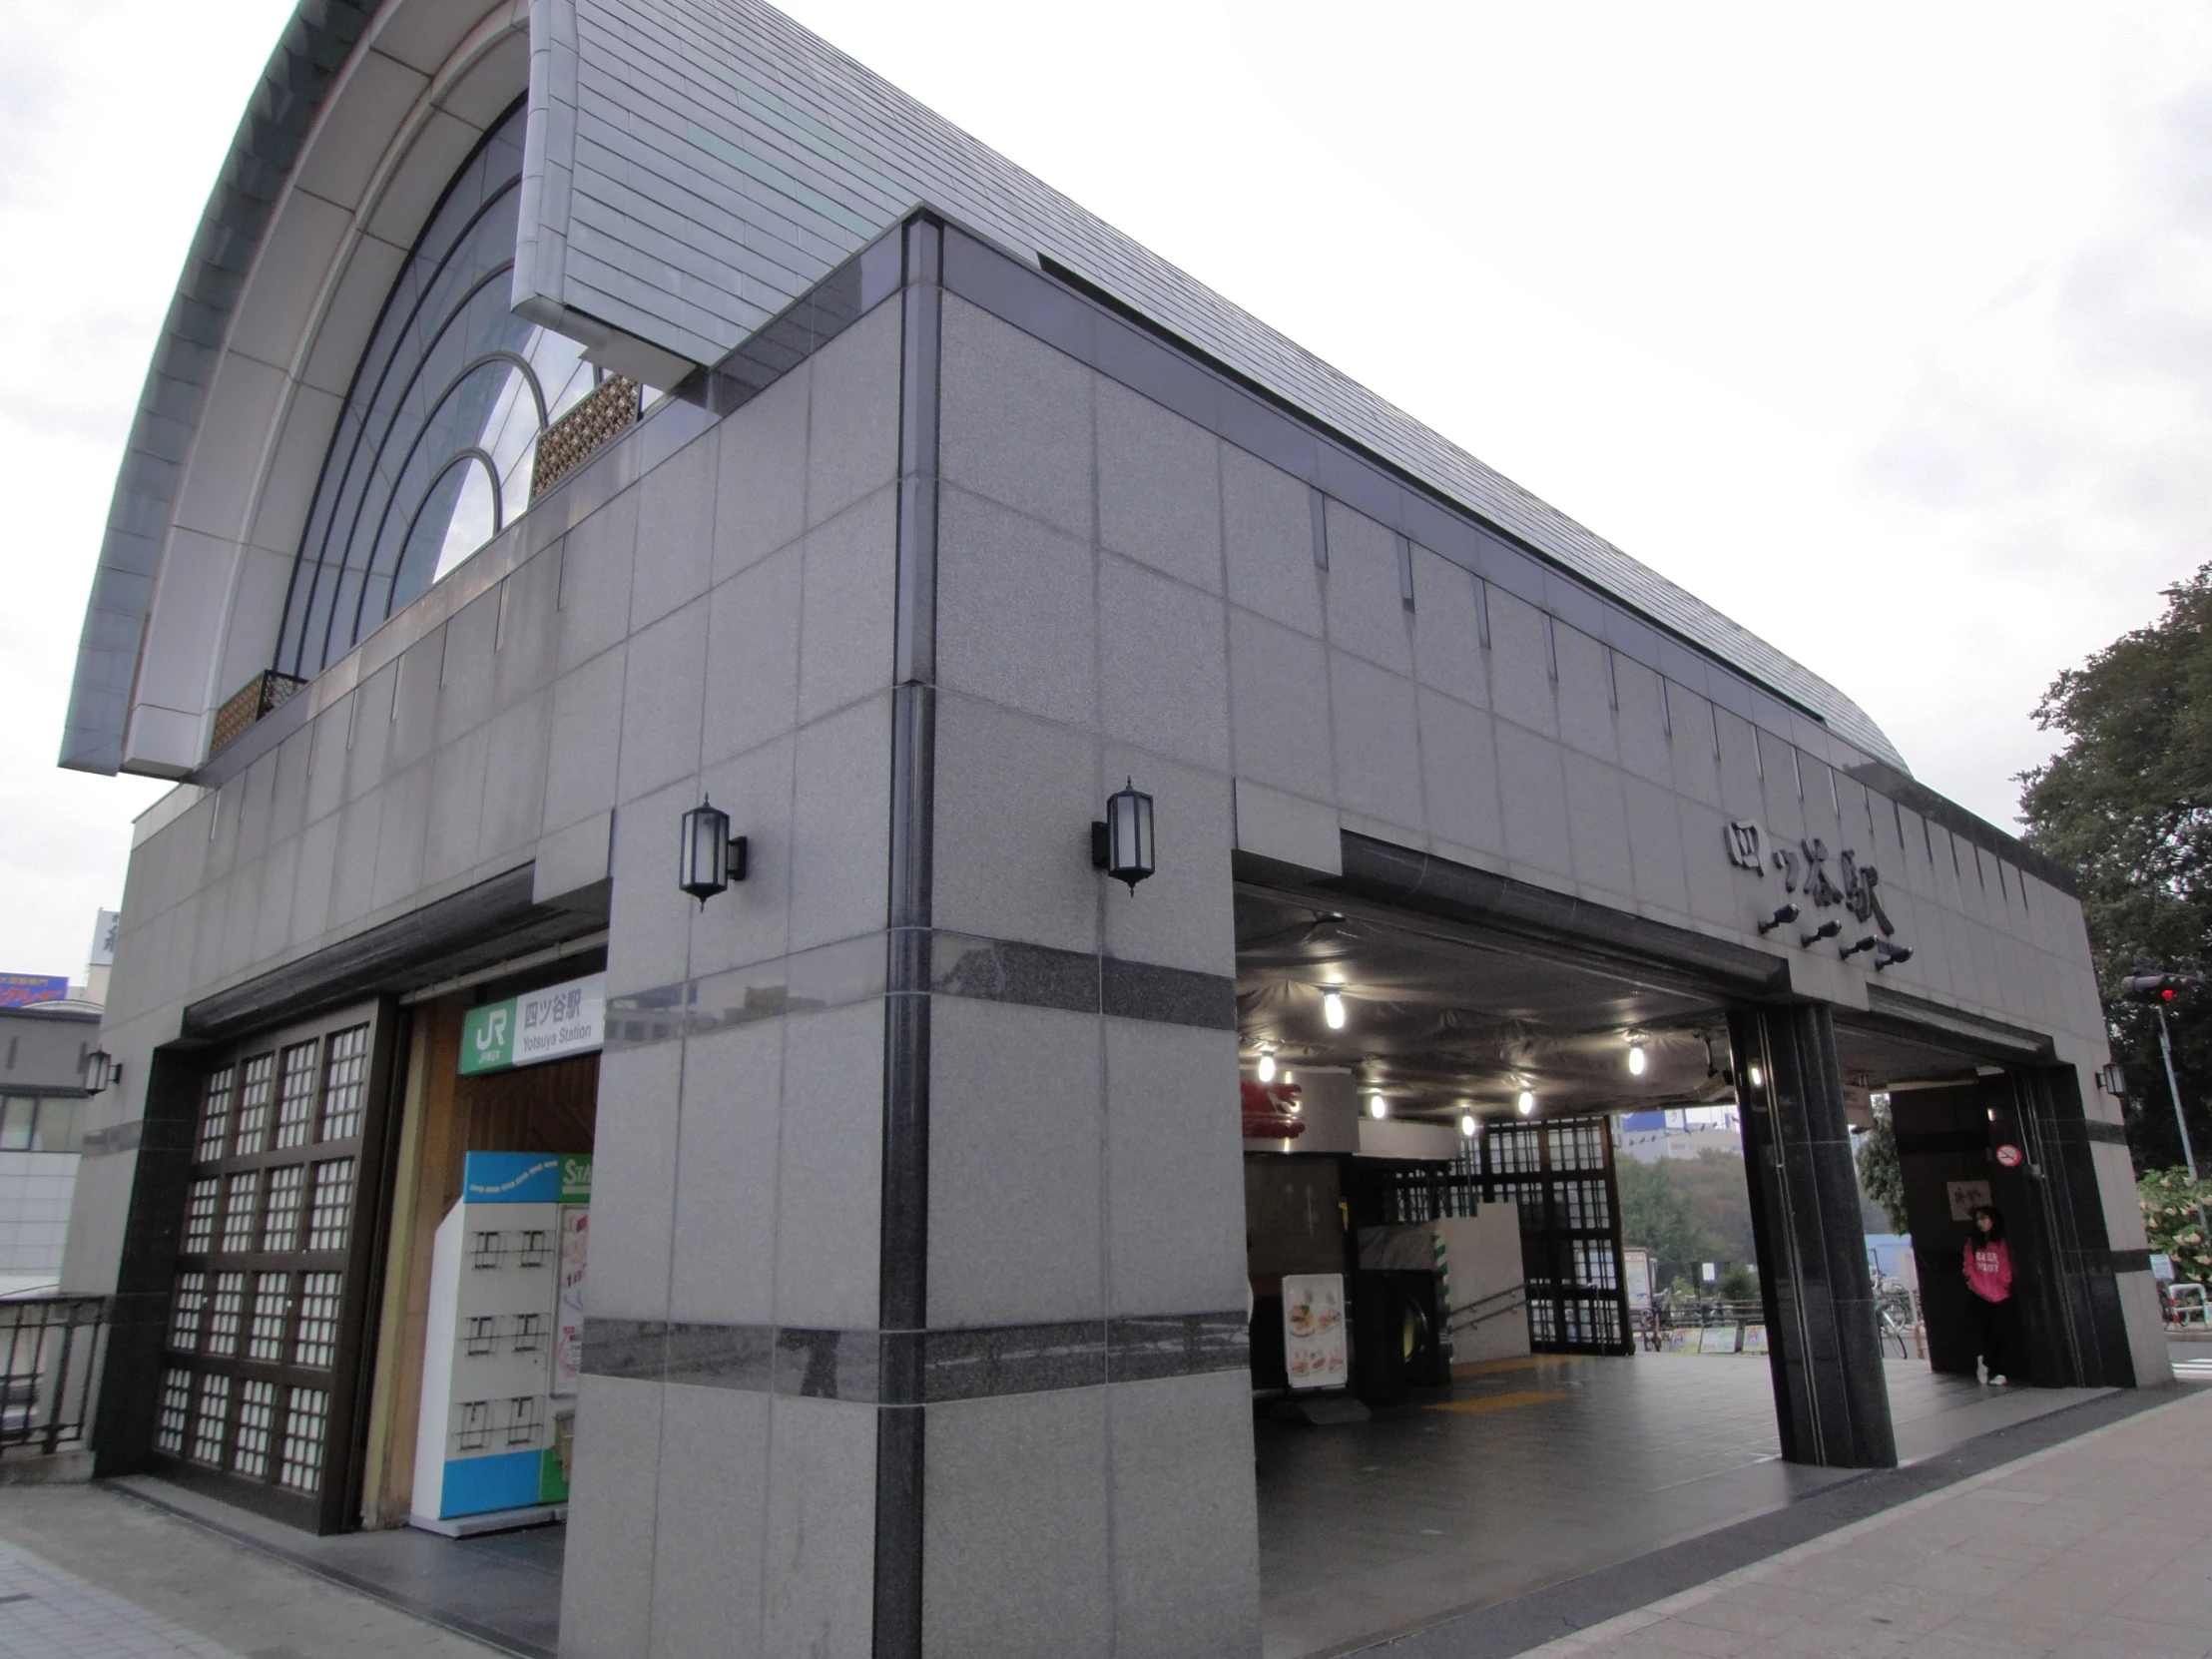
<box><xmin>1281</xmin><ymin>1273</ymin><xmax>1347</xmax><ymax>1390</ymax></box>
<box><xmin>552</xmin><ymin>1155</ymin><xmax>591</xmax><ymax>1398</ymax></box>
<box><xmin>1945</xmin><ymin>1179</ymin><xmax>1991</xmax><ymax>1222</ymax></box>
<box><xmin>1623</xmin><ymin>1248</ymin><xmax>1652</xmax><ymax>1312</ymax></box>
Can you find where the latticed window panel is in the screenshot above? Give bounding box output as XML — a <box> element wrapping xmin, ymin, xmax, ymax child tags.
<box><xmin>207</xmin><ymin>1273</ymin><xmax>246</xmax><ymax>1358</ymax></box>
<box><xmin>220</xmin><ymin>1171</ymin><xmax>263</xmax><ymax>1253</ymax></box>
<box><xmin>281</xmin><ymin>1388</ymin><xmax>328</xmax><ymax>1493</ymax></box>
<box><xmin>197</xmin><ymin>1068</ymin><xmax>235</xmax><ymax>1162</ymax></box>
<box><xmin>1556</xmin><ymin>1179</ymin><xmax>1611</xmax><ymax>1231</ymax></box>
<box><xmin>156</xmin><ymin>1370</ymin><xmax>192</xmax><ymax>1455</ymax></box>
<box><xmin>1548</xmin><ymin>1121</ymin><xmax>1608</xmax><ymax>1171</ymax></box>
<box><xmin>306</xmin><ymin>1160</ymin><xmax>355</xmax><ymax>1252</ymax></box>
<box><xmin>274</xmin><ymin>1040</ymin><xmax>319</xmax><ymax>1150</ymax></box>
<box><xmin>162</xmin><ymin>1006</ymin><xmax>382</xmax><ymax>1519</ymax></box>
<box><xmin>262</xmin><ymin>1165</ymin><xmax>306</xmax><ymax>1253</ymax></box>
<box><xmin>294</xmin><ymin>1274</ymin><xmax>341</xmax><ymax>1370</ymax></box>
<box><xmin>170</xmin><ymin>1274</ymin><xmax>207</xmax><ymax>1352</ymax></box>
<box><xmin>234</xmin><ymin>1054</ymin><xmax>276</xmax><ymax>1155</ymax></box>
<box><xmin>234</xmin><ymin>1380</ymin><xmax>278</xmax><ymax>1479</ymax></box>
<box><xmin>182</xmin><ymin>1179</ymin><xmax>220</xmax><ymax>1254</ymax></box>
<box><xmin>1571</xmin><ymin>1239</ymin><xmax>1619</xmax><ymax>1291</ymax></box>
<box><xmin>1487</xmin><ymin>1126</ymin><xmax>1544</xmax><ymax>1174</ymax></box>
<box><xmin>191</xmin><ymin>1374</ymin><xmax>232</xmax><ymax>1465</ymax></box>
<box><xmin>319</xmin><ymin>1026</ymin><xmax>370</xmax><ymax>1141</ymax></box>
<box><xmin>249</xmin><ymin>1274</ymin><xmax>289</xmax><ymax>1363</ymax></box>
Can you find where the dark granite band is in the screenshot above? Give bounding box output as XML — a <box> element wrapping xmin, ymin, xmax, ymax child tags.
<box><xmin>2082</xmin><ymin>1119</ymin><xmax>2130</xmax><ymax>1146</ymax></box>
<box><xmin>581</xmin><ymin>1313</ymin><xmax>1249</xmax><ymax>1402</ymax></box>
<box><xmin>2108</xmin><ymin>1249</ymin><xmax>2153</xmax><ymax>1276</ymax></box>
<box><xmin>602</xmin><ymin>929</ymin><xmax>1237</xmax><ymax>1048</ymax></box>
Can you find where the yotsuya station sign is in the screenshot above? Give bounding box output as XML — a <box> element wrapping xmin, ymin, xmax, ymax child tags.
<box><xmin>460</xmin><ymin>971</ymin><xmax>607</xmax><ymax>1076</ymax></box>
<box><xmin>1725</xmin><ymin>823</ymin><xmax>1913</xmax><ymax>969</ymax></box>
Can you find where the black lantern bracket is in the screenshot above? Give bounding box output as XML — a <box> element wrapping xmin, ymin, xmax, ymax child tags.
<box><xmin>1091</xmin><ymin>778</ymin><xmax>1157</xmax><ymax>893</ymax></box>
<box><xmin>679</xmin><ymin>796</ymin><xmax>750</xmax><ymax>905</ymax></box>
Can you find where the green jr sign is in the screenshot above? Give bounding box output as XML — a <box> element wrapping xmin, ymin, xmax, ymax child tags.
<box><xmin>459</xmin><ymin>971</ymin><xmax>606</xmax><ymax>1076</ymax></box>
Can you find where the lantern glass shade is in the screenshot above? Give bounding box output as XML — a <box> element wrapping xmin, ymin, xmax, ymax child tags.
<box><xmin>680</xmin><ymin>798</ymin><xmax>733</xmax><ymax>903</ymax></box>
<box><xmin>85</xmin><ymin>1050</ymin><xmax>116</xmax><ymax>1094</ymax></box>
<box><xmin>1104</xmin><ymin>778</ymin><xmax>1155</xmax><ymax>891</ymax></box>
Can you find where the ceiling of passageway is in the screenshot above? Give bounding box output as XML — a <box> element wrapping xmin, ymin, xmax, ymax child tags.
<box><xmin>1234</xmin><ymin>886</ymin><xmax>1734</xmax><ymax>1125</ymax></box>
<box><xmin>1234</xmin><ymin>886</ymin><xmax>2011</xmax><ymax>1128</ymax></box>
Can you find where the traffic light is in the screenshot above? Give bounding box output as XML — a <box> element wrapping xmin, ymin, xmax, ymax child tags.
<box><xmin>2123</xmin><ymin>972</ymin><xmax>2206</xmax><ymax>1004</ymax></box>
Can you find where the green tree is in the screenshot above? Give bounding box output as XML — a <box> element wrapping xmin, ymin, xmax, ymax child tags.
<box><xmin>1857</xmin><ymin>1106</ymin><xmax>1909</xmax><ymax>1233</ymax></box>
<box><xmin>2020</xmin><ymin>564</ymin><xmax>2212</xmax><ymax>1172</ymax></box>
<box><xmin>1616</xmin><ymin>1156</ymin><xmax>1731</xmax><ymax>1286</ymax></box>
<box><xmin>2138</xmin><ymin>1167</ymin><xmax>2212</xmax><ymax>1284</ymax></box>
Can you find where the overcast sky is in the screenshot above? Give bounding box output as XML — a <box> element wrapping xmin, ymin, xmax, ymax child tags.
<box><xmin>2</xmin><ymin>0</ymin><xmax>2207</xmax><ymax>978</ymax></box>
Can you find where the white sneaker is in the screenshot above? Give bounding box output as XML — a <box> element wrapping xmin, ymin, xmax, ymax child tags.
<box><xmin>1989</xmin><ymin>1375</ymin><xmax>2008</xmax><ymax>1385</ymax></box>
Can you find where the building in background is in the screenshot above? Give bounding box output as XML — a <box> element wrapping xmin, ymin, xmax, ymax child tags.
<box><xmin>0</xmin><ymin>914</ymin><xmax>117</xmax><ymax>1294</ymax></box>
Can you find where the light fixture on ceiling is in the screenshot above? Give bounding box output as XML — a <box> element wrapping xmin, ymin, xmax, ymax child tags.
<box><xmin>1369</xmin><ymin>1092</ymin><xmax>1387</xmax><ymax>1121</ymax></box>
<box><xmin>1746</xmin><ymin>1063</ymin><xmax>1765</xmax><ymax>1089</ymax></box>
<box><xmin>1516</xmin><ymin>1088</ymin><xmax>1535</xmax><ymax>1116</ymax></box>
<box><xmin>1281</xmin><ymin>1068</ymin><xmax>1295</xmax><ymax>1085</ymax></box>
<box><xmin>1459</xmin><ymin>1110</ymin><xmax>1478</xmax><ymax>1139</ymax></box>
<box><xmin>678</xmin><ymin>796</ymin><xmax>749</xmax><ymax>904</ymax></box>
<box><xmin>1091</xmin><ymin>778</ymin><xmax>1156</xmax><ymax>892</ymax></box>
<box><xmin>1322</xmin><ymin>988</ymin><xmax>1347</xmax><ymax>1030</ymax></box>
<box><xmin>1256</xmin><ymin>1049</ymin><xmax>1276</xmax><ymax>1084</ymax></box>
<box><xmin>1627</xmin><ymin>1038</ymin><xmax>1648</xmax><ymax>1077</ymax></box>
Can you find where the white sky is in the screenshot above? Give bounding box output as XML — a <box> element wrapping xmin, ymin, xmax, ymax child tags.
<box><xmin>2</xmin><ymin>0</ymin><xmax>2208</xmax><ymax>977</ymax></box>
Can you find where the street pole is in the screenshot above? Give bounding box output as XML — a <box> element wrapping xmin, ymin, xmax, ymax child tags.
<box><xmin>2158</xmin><ymin>1002</ymin><xmax>2198</xmax><ymax>1183</ymax></box>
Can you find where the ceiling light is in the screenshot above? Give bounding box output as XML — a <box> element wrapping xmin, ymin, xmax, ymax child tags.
<box><xmin>1281</xmin><ymin>1068</ymin><xmax>1294</xmax><ymax>1084</ymax></box>
<box><xmin>1627</xmin><ymin>1041</ymin><xmax>1647</xmax><ymax>1077</ymax></box>
<box><xmin>1369</xmin><ymin>1092</ymin><xmax>1387</xmax><ymax>1120</ymax></box>
<box><xmin>1323</xmin><ymin>989</ymin><xmax>1346</xmax><ymax>1030</ymax></box>
<box><xmin>1516</xmin><ymin>1088</ymin><xmax>1535</xmax><ymax>1116</ymax></box>
<box><xmin>1747</xmin><ymin>1063</ymin><xmax>1764</xmax><ymax>1089</ymax></box>
<box><xmin>1256</xmin><ymin>1050</ymin><xmax>1276</xmax><ymax>1083</ymax></box>
<box><xmin>1459</xmin><ymin>1111</ymin><xmax>1478</xmax><ymax>1139</ymax></box>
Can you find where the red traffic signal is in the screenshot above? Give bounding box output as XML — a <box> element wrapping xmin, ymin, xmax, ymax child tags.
<box><xmin>2123</xmin><ymin>972</ymin><xmax>2204</xmax><ymax>1004</ymax></box>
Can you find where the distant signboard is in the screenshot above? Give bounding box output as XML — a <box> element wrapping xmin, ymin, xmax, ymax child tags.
<box><xmin>0</xmin><ymin>975</ymin><xmax>68</xmax><ymax>1008</ymax></box>
<box><xmin>1623</xmin><ymin>1248</ymin><xmax>1653</xmax><ymax>1312</ymax></box>
<box><xmin>88</xmin><ymin>910</ymin><xmax>119</xmax><ymax>968</ymax></box>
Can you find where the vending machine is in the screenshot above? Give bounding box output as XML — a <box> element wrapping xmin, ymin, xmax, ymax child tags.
<box><xmin>410</xmin><ymin>1151</ymin><xmax>591</xmax><ymax>1535</ymax></box>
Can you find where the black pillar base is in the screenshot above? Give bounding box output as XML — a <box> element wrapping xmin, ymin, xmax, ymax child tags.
<box><xmin>1730</xmin><ymin>1003</ymin><xmax>1897</xmax><ymax>1469</ymax></box>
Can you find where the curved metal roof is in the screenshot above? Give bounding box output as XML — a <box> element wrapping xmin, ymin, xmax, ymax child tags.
<box><xmin>65</xmin><ymin>0</ymin><xmax>1910</xmax><ymax>776</ymax></box>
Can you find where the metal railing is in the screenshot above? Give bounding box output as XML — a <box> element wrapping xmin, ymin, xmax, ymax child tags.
<box><xmin>0</xmin><ymin>1296</ymin><xmax>104</xmax><ymax>1456</ymax></box>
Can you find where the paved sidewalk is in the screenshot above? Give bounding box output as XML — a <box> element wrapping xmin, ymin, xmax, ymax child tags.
<box><xmin>0</xmin><ymin>1483</ymin><xmax>500</xmax><ymax>1658</ymax></box>
<box><xmin>1518</xmin><ymin>1382</ymin><xmax>2212</xmax><ymax>1659</ymax></box>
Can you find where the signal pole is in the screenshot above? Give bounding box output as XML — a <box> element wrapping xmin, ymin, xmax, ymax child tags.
<box><xmin>2157</xmin><ymin>1001</ymin><xmax>2198</xmax><ymax>1183</ymax></box>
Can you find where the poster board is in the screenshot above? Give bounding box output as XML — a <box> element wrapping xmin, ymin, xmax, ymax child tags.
<box><xmin>1281</xmin><ymin>1273</ymin><xmax>1348</xmax><ymax>1390</ymax></box>
<box><xmin>1946</xmin><ymin>1179</ymin><xmax>1991</xmax><ymax>1222</ymax></box>
<box><xmin>1623</xmin><ymin>1249</ymin><xmax>1652</xmax><ymax>1313</ymax></box>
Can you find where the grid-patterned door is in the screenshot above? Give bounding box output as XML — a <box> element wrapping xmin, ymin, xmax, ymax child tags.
<box><xmin>1476</xmin><ymin>1116</ymin><xmax>1631</xmax><ymax>1355</ymax></box>
<box><xmin>152</xmin><ymin>1003</ymin><xmax>396</xmax><ymax>1531</ymax></box>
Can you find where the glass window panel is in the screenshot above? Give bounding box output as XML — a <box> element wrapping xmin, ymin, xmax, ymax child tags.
<box><xmin>263</xmin><ymin>1165</ymin><xmax>306</xmax><ymax>1252</ymax></box>
<box><xmin>318</xmin><ymin>1026</ymin><xmax>370</xmax><ymax>1141</ymax></box>
<box><xmin>169</xmin><ymin>1273</ymin><xmax>206</xmax><ymax>1352</ymax></box>
<box><xmin>293</xmin><ymin>1273</ymin><xmax>342</xmax><ymax>1370</ymax></box>
<box><xmin>220</xmin><ymin>1171</ymin><xmax>262</xmax><ymax>1254</ymax></box>
<box><xmin>234</xmin><ymin>1379</ymin><xmax>277</xmax><ymax>1479</ymax></box>
<box><xmin>306</xmin><ymin>1159</ymin><xmax>355</xmax><ymax>1252</ymax></box>
<box><xmin>207</xmin><ymin>1273</ymin><xmax>246</xmax><ymax>1358</ymax></box>
<box><xmin>274</xmin><ymin>1041</ymin><xmax>318</xmax><ymax>1149</ymax></box>
<box><xmin>0</xmin><ymin>1098</ymin><xmax>32</xmax><ymax>1152</ymax></box>
<box><xmin>248</xmin><ymin>1273</ymin><xmax>288</xmax><ymax>1363</ymax></box>
<box><xmin>234</xmin><ymin>1054</ymin><xmax>276</xmax><ymax>1155</ymax></box>
<box><xmin>198</xmin><ymin>1067</ymin><xmax>235</xmax><ymax>1161</ymax></box>
<box><xmin>181</xmin><ymin>1179</ymin><xmax>219</xmax><ymax>1254</ymax></box>
<box><xmin>280</xmin><ymin>1387</ymin><xmax>327</xmax><ymax>1492</ymax></box>
<box><xmin>32</xmin><ymin>1097</ymin><xmax>84</xmax><ymax>1153</ymax></box>
<box><xmin>191</xmin><ymin>1374</ymin><xmax>231</xmax><ymax>1465</ymax></box>
<box><xmin>156</xmin><ymin>1369</ymin><xmax>192</xmax><ymax>1455</ymax></box>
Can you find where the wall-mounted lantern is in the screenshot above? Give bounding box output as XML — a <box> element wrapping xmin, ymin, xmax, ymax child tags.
<box><xmin>678</xmin><ymin>797</ymin><xmax>749</xmax><ymax>905</ymax></box>
<box><xmin>1090</xmin><ymin>779</ymin><xmax>1155</xmax><ymax>892</ymax></box>
<box><xmin>1757</xmin><ymin>903</ymin><xmax>1800</xmax><ymax>936</ymax></box>
<box><xmin>85</xmin><ymin>1049</ymin><xmax>119</xmax><ymax>1095</ymax></box>
<box><xmin>2096</xmin><ymin>1062</ymin><xmax>2127</xmax><ymax>1097</ymax></box>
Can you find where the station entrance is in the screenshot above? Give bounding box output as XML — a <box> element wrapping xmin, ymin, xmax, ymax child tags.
<box><xmin>1232</xmin><ymin>840</ymin><xmax>2135</xmax><ymax>1657</ymax></box>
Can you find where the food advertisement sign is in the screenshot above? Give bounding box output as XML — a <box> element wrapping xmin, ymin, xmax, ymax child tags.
<box><xmin>1282</xmin><ymin>1273</ymin><xmax>1347</xmax><ymax>1391</ymax></box>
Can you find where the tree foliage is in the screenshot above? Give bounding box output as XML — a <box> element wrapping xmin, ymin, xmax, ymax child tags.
<box><xmin>1856</xmin><ymin>1106</ymin><xmax>1909</xmax><ymax>1233</ymax></box>
<box><xmin>1617</xmin><ymin>1151</ymin><xmax>1755</xmax><ymax>1286</ymax></box>
<box><xmin>2020</xmin><ymin>564</ymin><xmax>2212</xmax><ymax>1171</ymax></box>
<box><xmin>2138</xmin><ymin>1167</ymin><xmax>2212</xmax><ymax>1284</ymax></box>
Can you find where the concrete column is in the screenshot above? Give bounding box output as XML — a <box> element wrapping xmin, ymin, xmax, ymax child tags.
<box><xmin>1728</xmin><ymin>1003</ymin><xmax>1896</xmax><ymax>1468</ymax></box>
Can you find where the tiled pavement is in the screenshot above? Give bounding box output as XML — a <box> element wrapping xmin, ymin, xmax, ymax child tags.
<box><xmin>0</xmin><ymin>1535</ymin><xmax>239</xmax><ymax>1659</ymax></box>
<box><xmin>0</xmin><ymin>1349</ymin><xmax>2183</xmax><ymax>1658</ymax></box>
<box><xmin>0</xmin><ymin>1482</ymin><xmax>500</xmax><ymax>1658</ymax></box>
<box><xmin>1517</xmin><ymin>1378</ymin><xmax>2212</xmax><ymax>1659</ymax></box>
<box><xmin>1260</xmin><ymin>1352</ymin><xmax>2108</xmax><ymax>1658</ymax></box>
